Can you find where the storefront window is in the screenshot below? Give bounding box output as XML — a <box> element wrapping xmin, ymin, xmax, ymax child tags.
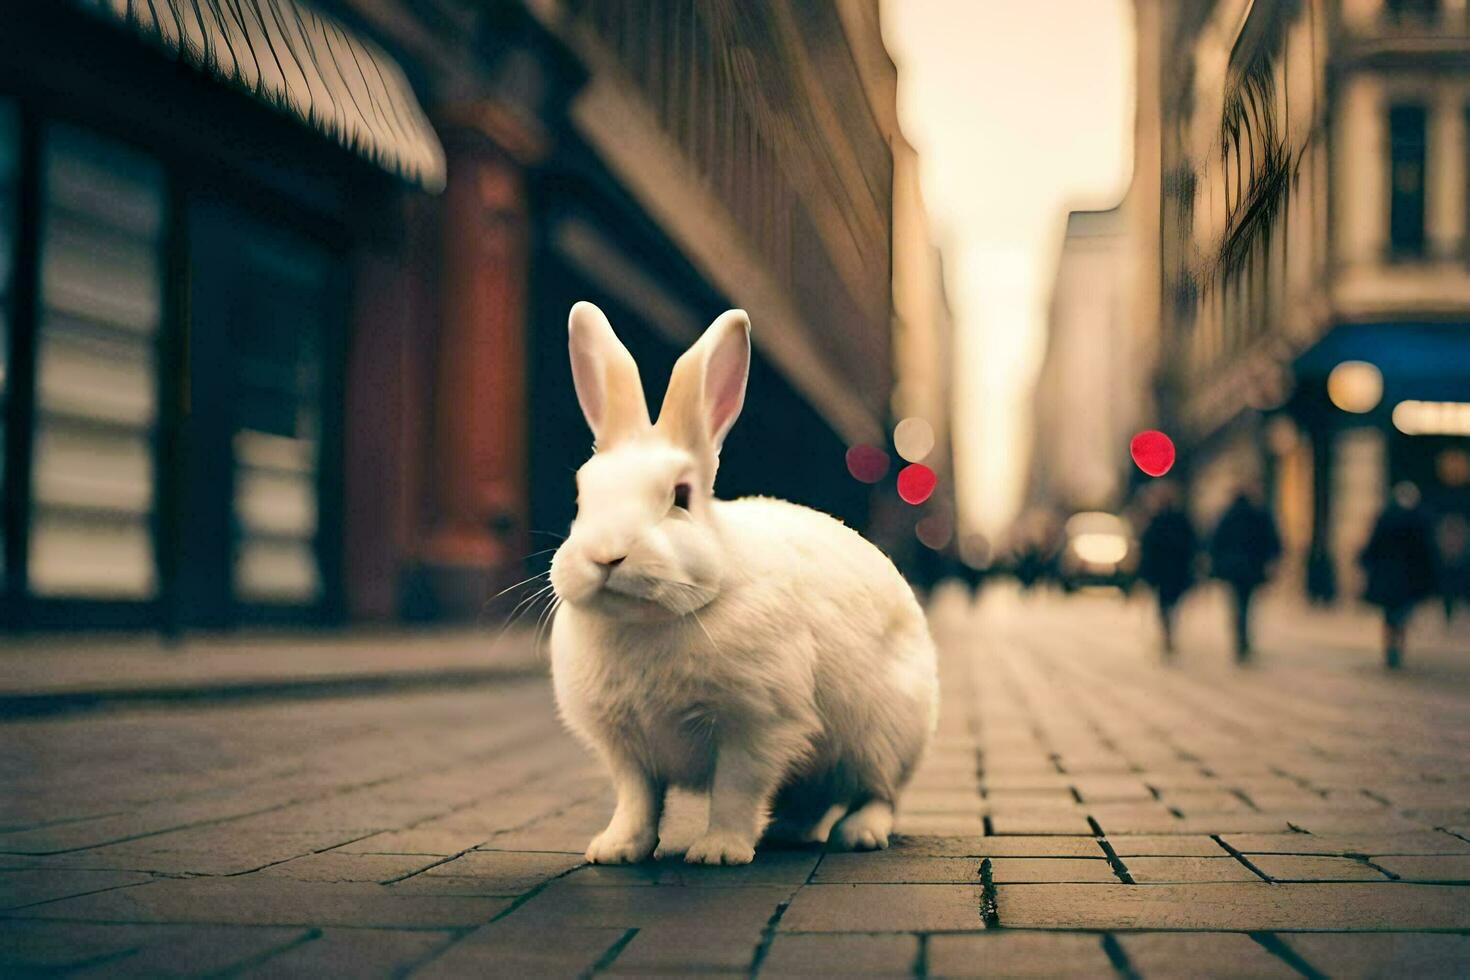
<box><xmin>186</xmin><ymin>202</ymin><xmax>328</xmax><ymax>610</ymax></box>
<box><xmin>27</xmin><ymin>125</ymin><xmax>163</xmax><ymax>597</ymax></box>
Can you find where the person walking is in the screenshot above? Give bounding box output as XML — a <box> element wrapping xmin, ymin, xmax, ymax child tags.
<box><xmin>1360</xmin><ymin>483</ymin><xmax>1439</xmax><ymax>669</ymax></box>
<box><xmin>1208</xmin><ymin>488</ymin><xmax>1281</xmax><ymax>661</ymax></box>
<box><xmin>1436</xmin><ymin>513</ymin><xmax>1469</xmax><ymax>623</ymax></box>
<box><xmin>1136</xmin><ymin>482</ymin><xmax>1198</xmax><ymax>654</ymax></box>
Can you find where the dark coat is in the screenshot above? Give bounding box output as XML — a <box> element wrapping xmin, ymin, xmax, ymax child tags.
<box><xmin>1360</xmin><ymin>504</ymin><xmax>1438</xmax><ymax>611</ymax></box>
<box><xmin>1137</xmin><ymin>507</ymin><xmax>1198</xmax><ymax>605</ymax></box>
<box><xmin>1208</xmin><ymin>496</ymin><xmax>1281</xmax><ymax>590</ymax></box>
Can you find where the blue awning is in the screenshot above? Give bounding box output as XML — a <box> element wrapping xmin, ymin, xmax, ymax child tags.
<box><xmin>1295</xmin><ymin>322</ymin><xmax>1470</xmax><ymax>402</ymax></box>
<box><xmin>73</xmin><ymin>0</ymin><xmax>445</xmax><ymax>191</ymax></box>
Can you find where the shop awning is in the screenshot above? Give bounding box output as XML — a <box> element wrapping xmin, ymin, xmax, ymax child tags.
<box><xmin>74</xmin><ymin>0</ymin><xmax>445</xmax><ymax>191</ymax></box>
<box><xmin>1296</xmin><ymin>322</ymin><xmax>1470</xmax><ymax>403</ymax></box>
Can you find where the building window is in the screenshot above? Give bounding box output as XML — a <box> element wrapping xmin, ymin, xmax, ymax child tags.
<box><xmin>1388</xmin><ymin>103</ymin><xmax>1427</xmax><ymax>259</ymax></box>
<box><xmin>0</xmin><ymin>108</ymin><xmax>342</xmax><ymax>626</ymax></box>
<box><xmin>1384</xmin><ymin>0</ymin><xmax>1438</xmax><ymax>26</ymax></box>
<box><xmin>28</xmin><ymin>125</ymin><xmax>164</xmax><ymax>597</ymax></box>
<box><xmin>185</xmin><ymin>202</ymin><xmax>331</xmax><ymax>615</ymax></box>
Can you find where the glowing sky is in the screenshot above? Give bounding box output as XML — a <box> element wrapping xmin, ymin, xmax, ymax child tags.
<box><xmin>883</xmin><ymin>0</ymin><xmax>1134</xmax><ymax>535</ymax></box>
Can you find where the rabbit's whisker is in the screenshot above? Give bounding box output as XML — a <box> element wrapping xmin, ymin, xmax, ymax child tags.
<box><xmin>489</xmin><ymin>570</ymin><xmax>551</xmax><ymax>602</ymax></box>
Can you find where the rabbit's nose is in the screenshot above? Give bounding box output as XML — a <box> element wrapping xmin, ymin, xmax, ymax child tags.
<box><xmin>595</xmin><ymin>555</ymin><xmax>626</xmax><ymax>570</ymax></box>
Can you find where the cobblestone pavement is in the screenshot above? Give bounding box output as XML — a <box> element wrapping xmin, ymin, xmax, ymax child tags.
<box><xmin>4</xmin><ymin>587</ymin><xmax>1470</xmax><ymax>977</ymax></box>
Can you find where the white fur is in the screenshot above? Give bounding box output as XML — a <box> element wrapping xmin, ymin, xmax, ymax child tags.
<box><xmin>549</xmin><ymin>302</ymin><xmax>938</xmax><ymax>865</ymax></box>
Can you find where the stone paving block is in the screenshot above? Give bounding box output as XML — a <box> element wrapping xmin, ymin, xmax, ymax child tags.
<box><xmin>894</xmin><ymin>835</ymin><xmax>1103</xmax><ymax>858</ymax></box>
<box><xmin>779</xmin><ymin>884</ymin><xmax>987</xmax><ymax>932</ymax></box>
<box><xmin>238</xmin><ymin>927</ymin><xmax>453</xmax><ymax>978</ymax></box>
<box><xmin>1249</xmin><ymin>855</ymin><xmax>1390</xmax><ymax>882</ymax></box>
<box><xmin>0</xmin><ymin>868</ymin><xmax>154</xmax><ymax>910</ymax></box>
<box><xmin>989</xmin><ymin>858</ymin><xmax>1118</xmax><ymax>883</ymax></box>
<box><xmin>0</xmin><ymin>922</ymin><xmax>289</xmax><ymax>975</ymax></box>
<box><xmin>1124</xmin><ymin>857</ymin><xmax>1264</xmax><ymax>883</ymax></box>
<box><xmin>1171</xmin><ymin>814</ymin><xmax>1297</xmax><ymax>835</ymax></box>
<box><xmin>503</xmin><ymin>880</ymin><xmax>788</xmax><ymax>930</ymax></box>
<box><xmin>926</xmin><ymin>931</ymin><xmax>1113</xmax><ymax>978</ymax></box>
<box><xmin>1241</xmin><ymin>792</ymin><xmax>1334</xmax><ymax>812</ymax></box>
<box><xmin>1087</xmin><ymin>809</ymin><xmax>1190</xmax><ymax>835</ymax></box>
<box><xmin>1137</xmin><ymin>771</ymin><xmax>1217</xmax><ymax>790</ymax></box>
<box><xmin>465</xmin><ymin>797</ymin><xmax>611</xmax><ymax>854</ymax></box>
<box><xmin>333</xmin><ymin>827</ymin><xmax>492</xmax><ymax>856</ymax></box>
<box><xmin>984</xmin><ymin>789</ymin><xmax>1078</xmax><ymax>806</ymax></box>
<box><xmin>1071</xmin><ymin>775</ymin><xmax>1155</xmax><ymax>802</ymax></box>
<box><xmin>813</xmin><ymin>854</ymin><xmax>977</xmax><ymax>884</ymax></box>
<box><xmin>8</xmin><ymin>877</ymin><xmax>514</xmax><ymax>928</ymax></box>
<box><xmin>902</xmin><ymin>788</ymin><xmax>986</xmax><ymax>814</ymax></box>
<box><xmin>607</xmin><ymin>925</ymin><xmax>763</xmax><ymax>975</ymax></box>
<box><xmin>980</xmin><ymin>773</ymin><xmax>1074</xmax><ymax>791</ymax></box>
<box><xmin>1283</xmin><ymin>812</ymin><xmax>1431</xmax><ymax>834</ymax></box>
<box><xmin>1281</xmin><ymin>932</ymin><xmax>1470</xmax><ymax>979</ymax></box>
<box><xmin>85</xmin><ymin>830</ymin><xmax>377</xmax><ymax>876</ymax></box>
<box><xmin>995</xmin><ymin>883</ymin><xmax>1470</xmax><ymax>930</ymax></box>
<box><xmin>85</xmin><ymin>928</ymin><xmax>321</xmax><ymax>977</ymax></box>
<box><xmin>1157</xmin><ymin>788</ymin><xmax>1250</xmax><ymax>808</ymax></box>
<box><xmin>416</xmin><ymin>923</ymin><xmax>627</xmax><ymax>978</ymax></box>
<box><xmin>760</xmin><ymin>932</ymin><xmax>917</xmax><ymax>977</ymax></box>
<box><xmin>1401</xmin><ymin>806</ymin><xmax>1470</xmax><ymax>824</ymax></box>
<box><xmin>564</xmin><ymin>850</ymin><xmax>817</xmax><ymax>888</ymax></box>
<box><xmin>255</xmin><ymin>852</ymin><xmax>442</xmax><ymax>883</ymax></box>
<box><xmin>988</xmin><ymin>812</ymin><xmax>1095</xmax><ymax>836</ymax></box>
<box><xmin>894</xmin><ymin>813</ymin><xmax>988</xmax><ymax>836</ymax></box>
<box><xmin>392</xmin><ymin>849</ymin><xmax>584</xmax><ymax>895</ymax></box>
<box><xmin>1114</xmin><ymin>932</ymin><xmax>1296</xmax><ymax>978</ymax></box>
<box><xmin>1223</xmin><ymin>831</ymin><xmax>1470</xmax><ymax>855</ymax></box>
<box><xmin>1374</xmin><ymin>854</ymin><xmax>1470</xmax><ymax>882</ymax></box>
<box><xmin>0</xmin><ymin>921</ymin><xmax>308</xmax><ymax>977</ymax></box>
<box><xmin>1103</xmin><ymin>835</ymin><xmax>1227</xmax><ymax>857</ymax></box>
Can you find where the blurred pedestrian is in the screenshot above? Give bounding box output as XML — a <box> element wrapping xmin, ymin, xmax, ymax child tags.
<box><xmin>1360</xmin><ymin>483</ymin><xmax>1438</xmax><ymax>669</ymax></box>
<box><xmin>1136</xmin><ymin>482</ymin><xmax>1198</xmax><ymax>653</ymax></box>
<box><xmin>1436</xmin><ymin>513</ymin><xmax>1470</xmax><ymax>623</ymax></box>
<box><xmin>1208</xmin><ymin>488</ymin><xmax>1281</xmax><ymax>661</ymax></box>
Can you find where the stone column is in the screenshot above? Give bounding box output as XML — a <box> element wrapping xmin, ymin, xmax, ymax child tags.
<box><xmin>1333</xmin><ymin>75</ymin><xmax>1385</xmax><ymax>267</ymax></box>
<box><xmin>1428</xmin><ymin>87</ymin><xmax>1465</xmax><ymax>260</ymax></box>
<box><xmin>419</xmin><ymin>134</ymin><xmax>530</xmax><ymax>617</ymax></box>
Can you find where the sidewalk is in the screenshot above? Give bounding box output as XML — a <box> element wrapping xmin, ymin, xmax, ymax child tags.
<box><xmin>0</xmin><ymin>628</ymin><xmax>543</xmax><ymax>716</ymax></box>
<box><xmin>3</xmin><ymin>588</ymin><xmax>1470</xmax><ymax>976</ymax></box>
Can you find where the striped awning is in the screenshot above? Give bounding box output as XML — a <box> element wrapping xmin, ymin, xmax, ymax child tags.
<box><xmin>74</xmin><ymin>0</ymin><xmax>446</xmax><ymax>191</ymax></box>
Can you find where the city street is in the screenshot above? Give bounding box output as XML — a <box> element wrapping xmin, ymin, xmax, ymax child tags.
<box><xmin>3</xmin><ymin>587</ymin><xmax>1470</xmax><ymax>977</ymax></box>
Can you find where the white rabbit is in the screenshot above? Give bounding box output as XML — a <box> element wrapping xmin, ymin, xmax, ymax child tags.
<box><xmin>548</xmin><ymin>301</ymin><xmax>938</xmax><ymax>866</ymax></box>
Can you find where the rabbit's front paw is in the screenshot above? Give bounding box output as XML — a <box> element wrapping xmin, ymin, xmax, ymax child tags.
<box><xmin>684</xmin><ymin>831</ymin><xmax>756</xmax><ymax>865</ymax></box>
<box><xmin>585</xmin><ymin>827</ymin><xmax>657</xmax><ymax>864</ymax></box>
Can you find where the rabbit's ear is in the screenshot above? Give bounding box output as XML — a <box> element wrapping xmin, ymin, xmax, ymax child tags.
<box><xmin>569</xmin><ymin>302</ymin><xmax>651</xmax><ymax>447</ymax></box>
<box><xmin>657</xmin><ymin>309</ymin><xmax>750</xmax><ymax>453</ymax></box>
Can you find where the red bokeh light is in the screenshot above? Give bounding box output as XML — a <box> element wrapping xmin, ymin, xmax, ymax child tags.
<box><xmin>896</xmin><ymin>463</ymin><xmax>936</xmax><ymax>505</ymax></box>
<box><xmin>1130</xmin><ymin>430</ymin><xmax>1176</xmax><ymax>477</ymax></box>
<box><xmin>845</xmin><ymin>444</ymin><xmax>890</xmax><ymax>484</ymax></box>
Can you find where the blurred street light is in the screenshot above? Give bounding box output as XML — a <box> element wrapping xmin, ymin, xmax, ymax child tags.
<box><xmin>1327</xmin><ymin>361</ymin><xmax>1383</xmax><ymax>414</ymax></box>
<box><xmin>893</xmin><ymin>417</ymin><xmax>935</xmax><ymax>463</ymax></box>
<box><xmin>1392</xmin><ymin>400</ymin><xmax>1470</xmax><ymax>436</ymax></box>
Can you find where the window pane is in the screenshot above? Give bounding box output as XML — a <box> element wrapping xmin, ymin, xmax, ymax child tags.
<box><xmin>1389</xmin><ymin>103</ymin><xmax>1427</xmax><ymax>257</ymax></box>
<box><xmin>28</xmin><ymin>125</ymin><xmax>163</xmax><ymax>598</ymax></box>
<box><xmin>228</xmin><ymin>229</ymin><xmax>328</xmax><ymax>606</ymax></box>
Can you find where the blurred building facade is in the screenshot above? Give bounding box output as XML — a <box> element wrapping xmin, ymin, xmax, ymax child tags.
<box><xmin>0</xmin><ymin>0</ymin><xmax>948</xmax><ymax>631</ymax></box>
<box><xmin>1029</xmin><ymin>205</ymin><xmax>1139</xmax><ymax>516</ymax></box>
<box><xmin>1149</xmin><ymin>0</ymin><xmax>1470</xmax><ymax>601</ymax></box>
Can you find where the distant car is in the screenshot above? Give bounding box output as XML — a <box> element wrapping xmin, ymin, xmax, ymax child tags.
<box><xmin>1059</xmin><ymin>511</ymin><xmax>1133</xmax><ymax>590</ymax></box>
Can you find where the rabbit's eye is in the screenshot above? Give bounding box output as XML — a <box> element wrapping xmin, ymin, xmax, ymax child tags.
<box><xmin>673</xmin><ymin>482</ymin><xmax>692</xmax><ymax>510</ymax></box>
